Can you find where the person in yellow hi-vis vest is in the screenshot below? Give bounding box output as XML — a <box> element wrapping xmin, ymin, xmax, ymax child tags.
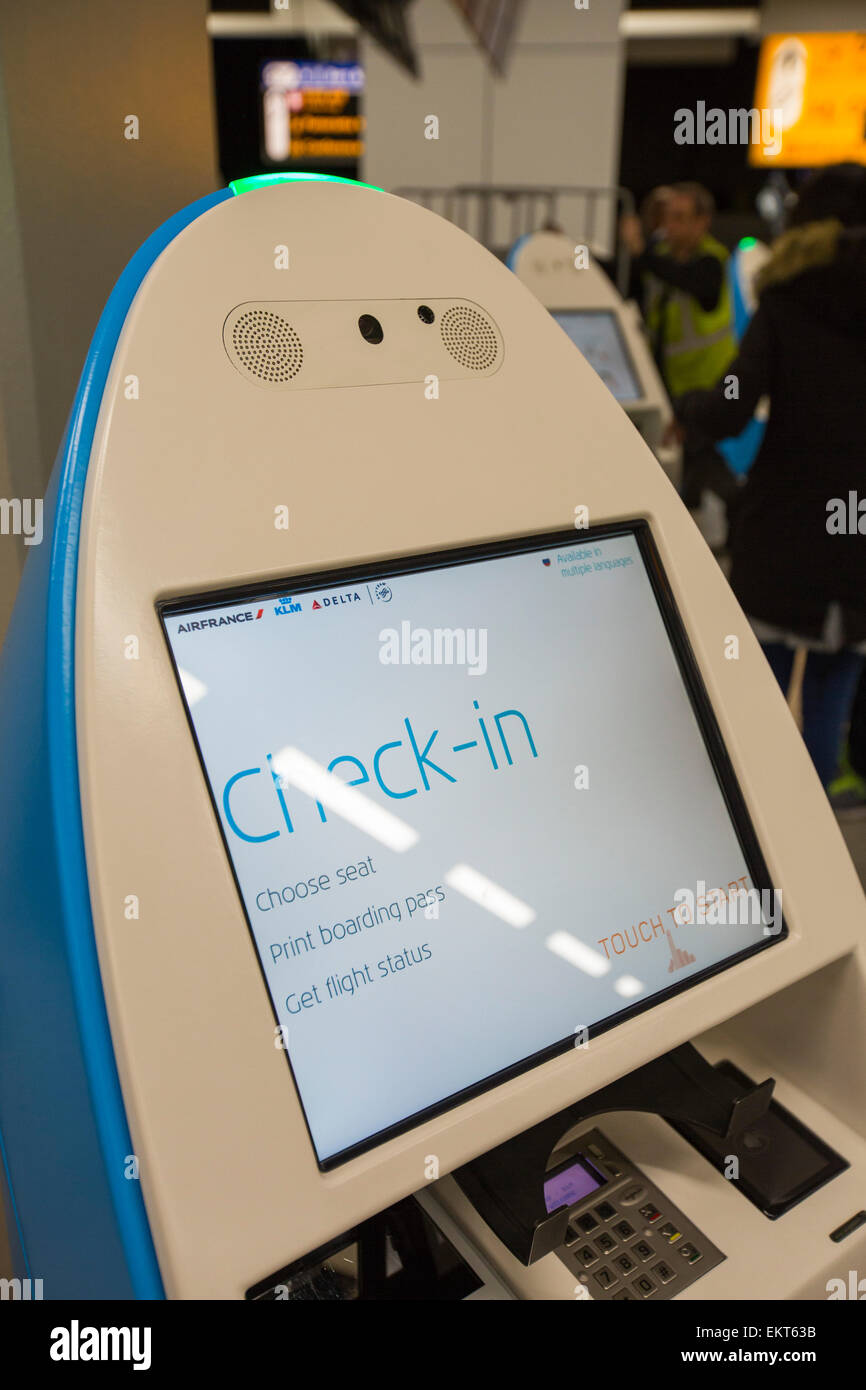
<box><xmin>621</xmin><ymin>182</ymin><xmax>738</xmax><ymax>512</ymax></box>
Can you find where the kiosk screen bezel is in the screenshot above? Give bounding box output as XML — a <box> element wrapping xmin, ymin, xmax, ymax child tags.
<box><xmin>158</xmin><ymin>520</ymin><xmax>787</xmax><ymax>1169</ymax></box>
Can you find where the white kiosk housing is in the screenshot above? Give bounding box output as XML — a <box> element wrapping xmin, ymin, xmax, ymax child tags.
<box><xmin>1</xmin><ymin>178</ymin><xmax>865</xmax><ymax>1301</ymax></box>
<box><xmin>509</xmin><ymin>230</ymin><xmax>680</xmax><ymax>486</ymax></box>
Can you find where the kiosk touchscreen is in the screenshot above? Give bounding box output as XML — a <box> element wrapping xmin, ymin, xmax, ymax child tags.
<box><xmin>552</xmin><ymin>310</ymin><xmax>642</xmax><ymax>403</ymax></box>
<box><xmin>1</xmin><ymin>176</ymin><xmax>865</xmax><ymax>1301</ymax></box>
<box><xmin>162</xmin><ymin>524</ymin><xmax>778</xmax><ymax>1169</ymax></box>
<box><xmin>508</xmin><ymin>229</ymin><xmax>680</xmax><ymax>484</ymax></box>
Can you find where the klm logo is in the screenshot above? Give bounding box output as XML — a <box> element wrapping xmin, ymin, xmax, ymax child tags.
<box><xmin>275</xmin><ymin>596</ymin><xmax>302</xmax><ymax>616</ymax></box>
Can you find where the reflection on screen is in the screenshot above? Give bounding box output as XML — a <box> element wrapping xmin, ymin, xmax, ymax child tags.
<box><xmin>162</xmin><ymin>529</ymin><xmax>778</xmax><ymax>1164</ymax></box>
<box><xmin>553</xmin><ymin>310</ymin><xmax>642</xmax><ymax>402</ymax></box>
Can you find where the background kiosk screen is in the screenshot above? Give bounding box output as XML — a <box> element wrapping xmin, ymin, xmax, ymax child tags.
<box><xmin>553</xmin><ymin>310</ymin><xmax>642</xmax><ymax>403</ymax></box>
<box><xmin>161</xmin><ymin>526</ymin><xmax>782</xmax><ymax>1165</ymax></box>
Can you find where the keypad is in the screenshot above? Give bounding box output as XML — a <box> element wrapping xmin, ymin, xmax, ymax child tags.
<box><xmin>553</xmin><ymin>1127</ymin><xmax>724</xmax><ymax>1301</ymax></box>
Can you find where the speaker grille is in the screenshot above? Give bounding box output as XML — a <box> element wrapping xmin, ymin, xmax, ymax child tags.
<box><xmin>439</xmin><ymin>304</ymin><xmax>499</xmax><ymax>371</ymax></box>
<box><xmin>229</xmin><ymin>308</ymin><xmax>303</xmax><ymax>383</ymax></box>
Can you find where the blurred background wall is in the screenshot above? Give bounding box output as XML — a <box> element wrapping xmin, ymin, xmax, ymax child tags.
<box><xmin>363</xmin><ymin>0</ymin><xmax>625</xmax><ymax>244</ymax></box>
<box><xmin>0</xmin><ymin>0</ymin><xmax>219</xmax><ymax>642</ymax></box>
<box><xmin>1</xmin><ymin>0</ymin><xmax>863</xmax><ymax>643</ymax></box>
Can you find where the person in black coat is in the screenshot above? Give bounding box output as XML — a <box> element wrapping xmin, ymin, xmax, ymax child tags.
<box><xmin>676</xmin><ymin>163</ymin><xmax>866</xmax><ymax>787</ymax></box>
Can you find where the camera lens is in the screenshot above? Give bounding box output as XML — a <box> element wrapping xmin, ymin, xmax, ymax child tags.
<box><xmin>358</xmin><ymin>313</ymin><xmax>384</xmax><ymax>345</ymax></box>
<box><xmin>417</xmin><ymin>305</ymin><xmax>435</xmax><ymax>324</ymax></box>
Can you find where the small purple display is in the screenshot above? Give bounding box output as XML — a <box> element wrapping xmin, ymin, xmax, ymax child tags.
<box><xmin>543</xmin><ymin>1158</ymin><xmax>604</xmax><ymax>1214</ymax></box>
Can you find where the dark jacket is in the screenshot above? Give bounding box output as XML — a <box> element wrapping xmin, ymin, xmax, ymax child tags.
<box><xmin>678</xmin><ymin>221</ymin><xmax>866</xmax><ymax>644</ymax></box>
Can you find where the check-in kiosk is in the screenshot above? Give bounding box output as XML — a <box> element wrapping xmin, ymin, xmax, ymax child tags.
<box><xmin>730</xmin><ymin>236</ymin><xmax>770</xmax><ymax>334</ymax></box>
<box><xmin>2</xmin><ymin>176</ymin><xmax>866</xmax><ymax>1300</ymax></box>
<box><xmin>508</xmin><ymin>229</ymin><xmax>680</xmax><ymax>486</ymax></box>
<box><xmin>718</xmin><ymin>237</ymin><xmax>771</xmax><ymax>480</ymax></box>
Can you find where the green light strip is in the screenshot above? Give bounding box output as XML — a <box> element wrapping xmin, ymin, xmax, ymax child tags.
<box><xmin>229</xmin><ymin>172</ymin><xmax>383</xmax><ymax>196</ymax></box>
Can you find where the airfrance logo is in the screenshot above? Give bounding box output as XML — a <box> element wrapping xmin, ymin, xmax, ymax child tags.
<box><xmin>50</xmin><ymin>1320</ymin><xmax>151</xmax><ymax>1370</ymax></box>
<box><xmin>176</xmin><ymin>609</ymin><xmax>264</xmax><ymax>634</ymax></box>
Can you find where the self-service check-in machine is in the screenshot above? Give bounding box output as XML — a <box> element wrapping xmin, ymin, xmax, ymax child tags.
<box><xmin>718</xmin><ymin>237</ymin><xmax>772</xmax><ymax>481</ymax></box>
<box><xmin>508</xmin><ymin>229</ymin><xmax>680</xmax><ymax>487</ymax></box>
<box><xmin>2</xmin><ymin>175</ymin><xmax>866</xmax><ymax>1301</ymax></box>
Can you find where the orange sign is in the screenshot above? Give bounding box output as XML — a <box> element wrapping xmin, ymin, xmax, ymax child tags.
<box><xmin>751</xmin><ymin>32</ymin><xmax>866</xmax><ymax>167</ymax></box>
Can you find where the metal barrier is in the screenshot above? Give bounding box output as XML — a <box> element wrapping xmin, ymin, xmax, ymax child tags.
<box><xmin>392</xmin><ymin>184</ymin><xmax>636</xmax><ymax>296</ymax></box>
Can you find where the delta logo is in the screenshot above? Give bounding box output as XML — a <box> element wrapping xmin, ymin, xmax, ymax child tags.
<box><xmin>176</xmin><ymin>609</ymin><xmax>264</xmax><ymax>634</ymax></box>
<box><xmin>311</xmin><ymin>592</ymin><xmax>362</xmax><ymax>611</ymax></box>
